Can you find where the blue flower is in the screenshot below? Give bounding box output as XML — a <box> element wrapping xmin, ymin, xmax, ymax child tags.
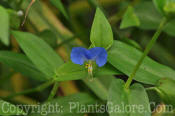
<box><xmin>71</xmin><ymin>47</ymin><xmax>107</xmax><ymax>67</ymax></box>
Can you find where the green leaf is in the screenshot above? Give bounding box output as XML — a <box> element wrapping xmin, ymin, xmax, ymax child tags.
<box><xmin>120</xmin><ymin>6</ymin><xmax>140</xmax><ymax>29</ymax></box>
<box><xmin>55</xmin><ymin>61</ymin><xmax>121</xmax><ymax>82</ymax></box>
<box><xmin>107</xmin><ymin>78</ymin><xmax>151</xmax><ymax>116</ymax></box>
<box><xmin>38</xmin><ymin>30</ymin><xmax>57</xmax><ymax>48</ymax></box>
<box><xmin>90</xmin><ymin>8</ymin><xmax>113</xmax><ymax>49</ymax></box>
<box><xmin>108</xmin><ymin>40</ymin><xmax>175</xmax><ymax>85</ymax></box>
<box><xmin>94</xmin><ymin>63</ymin><xmax>122</xmax><ymax>77</ymax></box>
<box><xmin>12</xmin><ymin>31</ymin><xmax>64</xmax><ymax>78</ymax></box>
<box><xmin>0</xmin><ymin>51</ymin><xmax>48</xmax><ymax>81</ymax></box>
<box><xmin>82</xmin><ymin>76</ymin><xmax>117</xmax><ymax>101</ymax></box>
<box><xmin>0</xmin><ymin>6</ymin><xmax>9</xmax><ymax>45</ymax></box>
<box><xmin>55</xmin><ymin>61</ymin><xmax>88</xmax><ymax>81</ymax></box>
<box><xmin>0</xmin><ymin>100</ymin><xmax>25</xmax><ymax>115</ymax></box>
<box><xmin>50</xmin><ymin>0</ymin><xmax>69</xmax><ymax>20</ymax></box>
<box><xmin>55</xmin><ymin>61</ymin><xmax>121</xmax><ymax>100</ymax></box>
<box><xmin>82</xmin><ymin>63</ymin><xmax>121</xmax><ymax>101</ymax></box>
<box><xmin>29</xmin><ymin>93</ymin><xmax>96</xmax><ymax>116</ymax></box>
<box><xmin>121</xmin><ymin>38</ymin><xmax>142</xmax><ymax>50</ymax></box>
<box><xmin>107</xmin><ymin>79</ymin><xmax>128</xmax><ymax>116</ymax></box>
<box><xmin>129</xmin><ymin>84</ymin><xmax>151</xmax><ymax>116</ymax></box>
<box><xmin>82</xmin><ymin>78</ymin><xmax>109</xmax><ymax>101</ymax></box>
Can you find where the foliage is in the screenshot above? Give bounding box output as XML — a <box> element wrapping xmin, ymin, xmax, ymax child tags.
<box><xmin>0</xmin><ymin>0</ymin><xmax>175</xmax><ymax>116</ymax></box>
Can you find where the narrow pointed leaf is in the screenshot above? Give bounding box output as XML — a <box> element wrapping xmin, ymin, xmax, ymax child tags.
<box><xmin>12</xmin><ymin>31</ymin><xmax>64</xmax><ymax>78</ymax></box>
<box><xmin>90</xmin><ymin>8</ymin><xmax>113</xmax><ymax>49</ymax></box>
<box><xmin>50</xmin><ymin>0</ymin><xmax>69</xmax><ymax>20</ymax></box>
<box><xmin>0</xmin><ymin>6</ymin><xmax>9</xmax><ymax>45</ymax></box>
<box><xmin>0</xmin><ymin>51</ymin><xmax>48</xmax><ymax>81</ymax></box>
<box><xmin>120</xmin><ymin>6</ymin><xmax>140</xmax><ymax>29</ymax></box>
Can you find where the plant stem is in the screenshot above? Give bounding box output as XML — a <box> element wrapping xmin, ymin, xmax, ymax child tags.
<box><xmin>145</xmin><ymin>87</ymin><xmax>162</xmax><ymax>94</ymax></box>
<box><xmin>124</xmin><ymin>17</ymin><xmax>167</xmax><ymax>89</ymax></box>
<box><xmin>47</xmin><ymin>82</ymin><xmax>59</xmax><ymax>101</ymax></box>
<box><xmin>145</xmin><ymin>87</ymin><xmax>156</xmax><ymax>91</ymax></box>
<box><xmin>21</xmin><ymin>0</ymin><xmax>36</xmax><ymax>26</ymax></box>
<box><xmin>4</xmin><ymin>80</ymin><xmax>55</xmax><ymax>99</ymax></box>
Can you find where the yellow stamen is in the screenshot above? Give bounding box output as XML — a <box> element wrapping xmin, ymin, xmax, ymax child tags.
<box><xmin>85</xmin><ymin>63</ymin><xmax>93</xmax><ymax>73</ymax></box>
<box><xmin>85</xmin><ymin>64</ymin><xmax>89</xmax><ymax>68</ymax></box>
<box><xmin>88</xmin><ymin>64</ymin><xmax>93</xmax><ymax>73</ymax></box>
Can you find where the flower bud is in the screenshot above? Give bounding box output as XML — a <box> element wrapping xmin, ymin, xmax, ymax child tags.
<box><xmin>154</xmin><ymin>0</ymin><xmax>175</xmax><ymax>18</ymax></box>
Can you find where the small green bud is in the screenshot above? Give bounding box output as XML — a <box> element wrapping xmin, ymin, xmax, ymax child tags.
<box><xmin>163</xmin><ymin>2</ymin><xmax>175</xmax><ymax>18</ymax></box>
<box><xmin>156</xmin><ymin>78</ymin><xmax>175</xmax><ymax>107</ymax></box>
<box><xmin>154</xmin><ymin>0</ymin><xmax>175</xmax><ymax>18</ymax></box>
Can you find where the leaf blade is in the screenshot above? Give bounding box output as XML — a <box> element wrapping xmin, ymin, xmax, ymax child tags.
<box><xmin>0</xmin><ymin>6</ymin><xmax>9</xmax><ymax>45</ymax></box>
<box><xmin>55</xmin><ymin>61</ymin><xmax>121</xmax><ymax>82</ymax></box>
<box><xmin>0</xmin><ymin>51</ymin><xmax>48</xmax><ymax>81</ymax></box>
<box><xmin>107</xmin><ymin>79</ymin><xmax>128</xmax><ymax>116</ymax></box>
<box><xmin>129</xmin><ymin>84</ymin><xmax>151</xmax><ymax>116</ymax></box>
<box><xmin>107</xmin><ymin>78</ymin><xmax>151</xmax><ymax>116</ymax></box>
<box><xmin>12</xmin><ymin>31</ymin><xmax>64</xmax><ymax>78</ymax></box>
<box><xmin>120</xmin><ymin>6</ymin><xmax>140</xmax><ymax>29</ymax></box>
<box><xmin>90</xmin><ymin>8</ymin><xmax>113</xmax><ymax>49</ymax></box>
<box><xmin>29</xmin><ymin>93</ymin><xmax>96</xmax><ymax>116</ymax></box>
<box><xmin>55</xmin><ymin>61</ymin><xmax>88</xmax><ymax>81</ymax></box>
<box><xmin>108</xmin><ymin>40</ymin><xmax>175</xmax><ymax>84</ymax></box>
<box><xmin>50</xmin><ymin>0</ymin><xmax>69</xmax><ymax>20</ymax></box>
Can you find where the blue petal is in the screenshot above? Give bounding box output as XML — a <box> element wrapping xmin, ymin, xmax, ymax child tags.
<box><xmin>89</xmin><ymin>47</ymin><xmax>107</xmax><ymax>67</ymax></box>
<box><xmin>71</xmin><ymin>47</ymin><xmax>88</xmax><ymax>65</ymax></box>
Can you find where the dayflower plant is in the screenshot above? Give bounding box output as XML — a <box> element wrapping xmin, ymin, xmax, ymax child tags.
<box><xmin>71</xmin><ymin>47</ymin><xmax>107</xmax><ymax>78</ymax></box>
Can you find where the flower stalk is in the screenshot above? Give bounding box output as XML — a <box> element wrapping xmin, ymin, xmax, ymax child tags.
<box><xmin>124</xmin><ymin>17</ymin><xmax>168</xmax><ymax>89</ymax></box>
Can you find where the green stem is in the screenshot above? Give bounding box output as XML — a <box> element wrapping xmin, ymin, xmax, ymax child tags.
<box><xmin>146</xmin><ymin>87</ymin><xmax>164</xmax><ymax>99</ymax></box>
<box><xmin>124</xmin><ymin>17</ymin><xmax>167</xmax><ymax>89</ymax></box>
<box><xmin>47</xmin><ymin>82</ymin><xmax>59</xmax><ymax>101</ymax></box>
<box><xmin>145</xmin><ymin>87</ymin><xmax>157</xmax><ymax>91</ymax></box>
<box><xmin>4</xmin><ymin>80</ymin><xmax>55</xmax><ymax>99</ymax></box>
